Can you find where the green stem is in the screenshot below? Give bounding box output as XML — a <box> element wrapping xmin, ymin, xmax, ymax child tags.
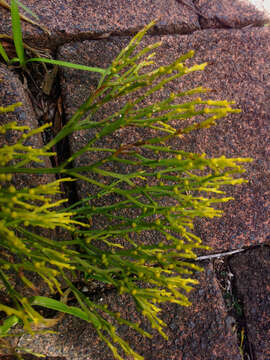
<box><xmin>0</xmin><ymin>166</ymin><xmax>62</xmax><ymax>174</ymax></box>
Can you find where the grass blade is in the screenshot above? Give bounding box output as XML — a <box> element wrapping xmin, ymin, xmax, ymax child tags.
<box><xmin>11</xmin><ymin>0</ymin><xmax>26</xmax><ymax>66</ymax></box>
<box><xmin>29</xmin><ymin>296</ymin><xmax>90</xmax><ymax>322</ymax></box>
<box><xmin>0</xmin><ymin>42</ymin><xmax>9</xmax><ymax>63</ymax></box>
<box><xmin>26</xmin><ymin>57</ymin><xmax>107</xmax><ymax>74</ymax></box>
<box><xmin>16</xmin><ymin>0</ymin><xmax>39</xmax><ymax>20</ymax></box>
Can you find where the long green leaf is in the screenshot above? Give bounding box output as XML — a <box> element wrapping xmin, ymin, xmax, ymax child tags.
<box><xmin>11</xmin><ymin>0</ymin><xmax>26</xmax><ymax>66</ymax></box>
<box><xmin>0</xmin><ymin>42</ymin><xmax>9</xmax><ymax>63</ymax></box>
<box><xmin>26</xmin><ymin>57</ymin><xmax>107</xmax><ymax>74</ymax></box>
<box><xmin>29</xmin><ymin>296</ymin><xmax>90</xmax><ymax>322</ymax></box>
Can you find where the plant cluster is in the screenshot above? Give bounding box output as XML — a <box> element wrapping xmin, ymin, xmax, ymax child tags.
<box><xmin>0</xmin><ymin>4</ymin><xmax>251</xmax><ymax>359</ymax></box>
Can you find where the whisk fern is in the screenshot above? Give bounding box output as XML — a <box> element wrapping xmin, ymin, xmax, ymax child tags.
<box><xmin>0</xmin><ymin>21</ymin><xmax>251</xmax><ymax>360</ymax></box>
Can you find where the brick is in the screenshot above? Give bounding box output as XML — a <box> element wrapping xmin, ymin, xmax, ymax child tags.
<box><xmin>0</xmin><ymin>65</ymin><xmax>69</xmax><ymax>297</ymax></box>
<box><xmin>194</xmin><ymin>0</ymin><xmax>270</xmax><ymax>29</ymax></box>
<box><xmin>0</xmin><ymin>0</ymin><xmax>199</xmax><ymax>48</ymax></box>
<box><xmin>0</xmin><ymin>64</ymin><xmax>54</xmax><ymax>189</ymax></box>
<box><xmin>58</xmin><ymin>27</ymin><xmax>270</xmax><ymax>252</ymax></box>
<box><xmin>18</xmin><ymin>263</ymin><xmax>242</xmax><ymax>360</ymax></box>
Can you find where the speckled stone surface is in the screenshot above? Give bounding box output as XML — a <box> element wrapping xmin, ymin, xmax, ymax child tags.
<box><xmin>0</xmin><ymin>64</ymin><xmax>54</xmax><ymax>188</ymax></box>
<box><xmin>194</xmin><ymin>0</ymin><xmax>270</xmax><ymax>28</ymax></box>
<box><xmin>58</xmin><ymin>27</ymin><xmax>270</xmax><ymax>252</ymax></box>
<box><xmin>0</xmin><ymin>65</ymin><xmax>69</xmax><ymax>297</ymax></box>
<box><xmin>1</xmin><ymin>3</ymin><xmax>269</xmax><ymax>358</ymax></box>
<box><xmin>18</xmin><ymin>262</ymin><xmax>242</xmax><ymax>360</ymax></box>
<box><xmin>0</xmin><ymin>0</ymin><xmax>199</xmax><ymax>48</ymax></box>
<box><xmin>229</xmin><ymin>246</ymin><xmax>270</xmax><ymax>360</ymax></box>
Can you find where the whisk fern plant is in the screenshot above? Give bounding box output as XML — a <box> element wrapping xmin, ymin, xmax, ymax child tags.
<box><xmin>0</xmin><ymin>20</ymin><xmax>251</xmax><ymax>360</ymax></box>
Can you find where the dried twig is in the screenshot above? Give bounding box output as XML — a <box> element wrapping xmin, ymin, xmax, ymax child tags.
<box><xmin>196</xmin><ymin>248</ymin><xmax>245</xmax><ymax>261</ymax></box>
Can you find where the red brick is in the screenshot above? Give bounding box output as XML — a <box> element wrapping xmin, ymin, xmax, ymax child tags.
<box><xmin>58</xmin><ymin>28</ymin><xmax>270</xmax><ymax>252</ymax></box>
<box><xmin>0</xmin><ymin>0</ymin><xmax>199</xmax><ymax>48</ymax></box>
<box><xmin>18</xmin><ymin>263</ymin><xmax>242</xmax><ymax>360</ymax></box>
<box><xmin>195</xmin><ymin>0</ymin><xmax>270</xmax><ymax>29</ymax></box>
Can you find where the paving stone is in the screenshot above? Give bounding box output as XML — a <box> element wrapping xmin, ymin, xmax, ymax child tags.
<box><xmin>0</xmin><ymin>64</ymin><xmax>70</xmax><ymax>297</ymax></box>
<box><xmin>1</xmin><ymin>65</ymin><xmax>40</xmax><ymax>141</ymax></box>
<box><xmin>58</xmin><ymin>27</ymin><xmax>270</xmax><ymax>252</ymax></box>
<box><xmin>0</xmin><ymin>0</ymin><xmax>199</xmax><ymax>49</ymax></box>
<box><xmin>0</xmin><ymin>64</ymin><xmax>54</xmax><ymax>187</ymax></box>
<box><xmin>18</xmin><ymin>262</ymin><xmax>242</xmax><ymax>360</ymax></box>
<box><xmin>194</xmin><ymin>0</ymin><xmax>270</xmax><ymax>29</ymax></box>
<box><xmin>229</xmin><ymin>246</ymin><xmax>270</xmax><ymax>360</ymax></box>
<box><xmin>0</xmin><ymin>64</ymin><xmax>55</xmax><ymax>353</ymax></box>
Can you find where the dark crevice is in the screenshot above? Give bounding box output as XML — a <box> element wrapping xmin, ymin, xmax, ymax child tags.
<box><xmin>54</xmin><ymin>85</ymin><xmax>79</xmax><ymax>208</ymax></box>
<box><xmin>229</xmin><ymin>264</ymin><xmax>255</xmax><ymax>360</ymax></box>
<box><xmin>25</xmin><ymin>26</ymin><xmax>198</xmax><ymax>51</ymax></box>
<box><xmin>213</xmin><ymin>255</ymin><xmax>254</xmax><ymax>360</ymax></box>
<box><xmin>20</xmin><ymin>54</ymin><xmax>119</xmax><ymax>301</ymax></box>
<box><xmin>21</xmin><ymin>46</ymin><xmax>80</xmax><ymax>208</ymax></box>
<box><xmin>20</xmin><ymin>52</ymin><xmax>60</xmax><ymax>168</ymax></box>
<box><xmin>40</xmin><ymin>57</ymin><xmax>80</xmax><ymax>209</ymax></box>
<box><xmin>27</xmin><ymin>18</ymin><xmax>269</xmax><ymax>55</ymax></box>
<box><xmin>23</xmin><ymin>20</ymin><xmax>265</xmax><ymax>52</ymax></box>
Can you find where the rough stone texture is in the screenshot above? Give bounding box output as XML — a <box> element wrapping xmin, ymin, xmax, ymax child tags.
<box><xmin>229</xmin><ymin>246</ymin><xmax>270</xmax><ymax>360</ymax></box>
<box><xmin>1</xmin><ymin>65</ymin><xmax>41</xmax><ymax>142</ymax></box>
<box><xmin>194</xmin><ymin>0</ymin><xmax>270</xmax><ymax>29</ymax></box>
<box><xmin>1</xmin><ymin>2</ymin><xmax>269</xmax><ymax>358</ymax></box>
<box><xmin>0</xmin><ymin>0</ymin><xmax>199</xmax><ymax>48</ymax></box>
<box><xmin>0</xmin><ymin>63</ymin><xmax>74</xmax><ymax>358</ymax></box>
<box><xmin>18</xmin><ymin>262</ymin><xmax>242</xmax><ymax>360</ymax></box>
<box><xmin>0</xmin><ymin>64</ymin><xmax>54</xmax><ymax>188</ymax></box>
<box><xmin>0</xmin><ymin>64</ymin><xmax>69</xmax><ymax>297</ymax></box>
<box><xmin>58</xmin><ymin>27</ymin><xmax>270</xmax><ymax>252</ymax></box>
